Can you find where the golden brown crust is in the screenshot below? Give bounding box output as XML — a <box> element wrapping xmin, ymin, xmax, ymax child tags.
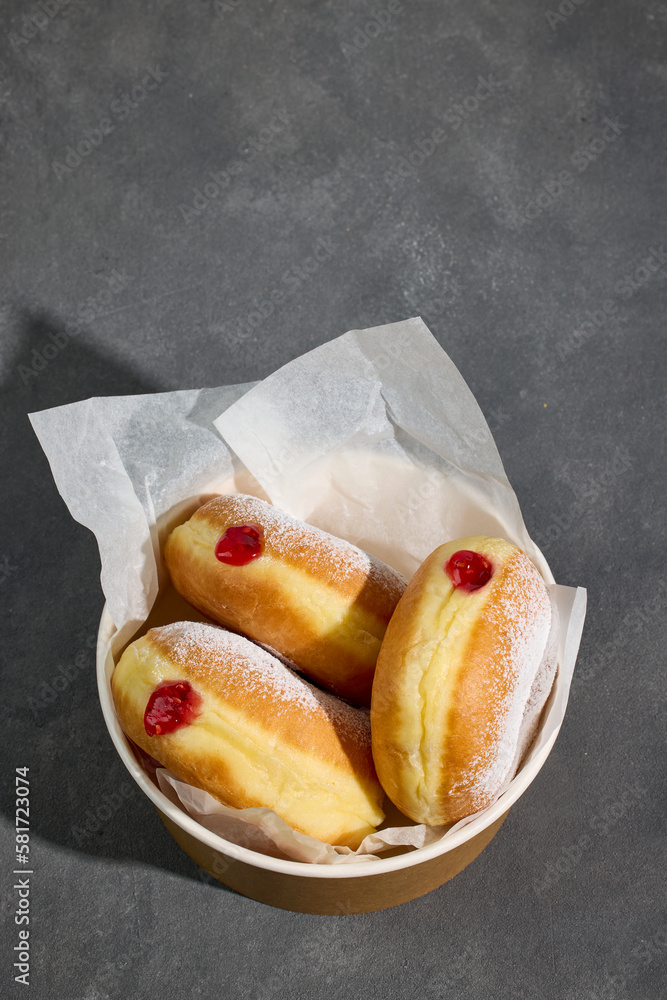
<box><xmin>370</xmin><ymin>537</ymin><xmax>557</xmax><ymax>825</ymax></box>
<box><xmin>163</xmin><ymin>494</ymin><xmax>406</xmax><ymax>705</ymax></box>
<box><xmin>112</xmin><ymin>621</ymin><xmax>385</xmax><ymax>849</ymax></box>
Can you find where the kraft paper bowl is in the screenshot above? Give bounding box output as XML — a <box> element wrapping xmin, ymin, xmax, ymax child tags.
<box><xmin>97</xmin><ymin>573</ymin><xmax>566</xmax><ymax>915</ymax></box>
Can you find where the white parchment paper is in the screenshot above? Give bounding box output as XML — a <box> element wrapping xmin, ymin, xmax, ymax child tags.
<box><xmin>29</xmin><ymin>317</ymin><xmax>587</xmax><ymax>865</ymax></box>
<box><xmin>30</xmin><ymin>384</ymin><xmax>256</xmax><ymax>646</ymax></box>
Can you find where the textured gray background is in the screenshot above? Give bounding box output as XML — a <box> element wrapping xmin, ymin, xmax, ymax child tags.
<box><xmin>1</xmin><ymin>0</ymin><xmax>666</xmax><ymax>998</ymax></box>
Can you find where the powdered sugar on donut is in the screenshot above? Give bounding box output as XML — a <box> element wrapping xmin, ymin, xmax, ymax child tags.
<box><xmin>208</xmin><ymin>494</ymin><xmax>406</xmax><ymax>599</ymax></box>
<box><xmin>508</xmin><ymin>589</ymin><xmax>559</xmax><ymax>775</ymax></box>
<box><xmin>447</xmin><ymin>552</ymin><xmax>556</xmax><ymax>811</ymax></box>
<box><xmin>150</xmin><ymin>620</ymin><xmax>371</xmax><ymax>747</ymax></box>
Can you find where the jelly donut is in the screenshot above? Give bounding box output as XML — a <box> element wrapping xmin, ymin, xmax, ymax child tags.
<box><xmin>112</xmin><ymin>621</ymin><xmax>385</xmax><ymax>849</ymax></box>
<box><xmin>163</xmin><ymin>494</ymin><xmax>406</xmax><ymax>705</ymax></box>
<box><xmin>370</xmin><ymin>537</ymin><xmax>558</xmax><ymax>826</ymax></box>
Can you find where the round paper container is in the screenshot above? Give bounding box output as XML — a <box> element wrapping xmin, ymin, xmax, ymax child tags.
<box><xmin>97</xmin><ymin>590</ymin><xmax>565</xmax><ymax>915</ymax></box>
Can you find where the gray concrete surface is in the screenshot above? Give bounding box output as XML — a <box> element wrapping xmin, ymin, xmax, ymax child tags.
<box><xmin>1</xmin><ymin>1</ymin><xmax>665</xmax><ymax>998</ymax></box>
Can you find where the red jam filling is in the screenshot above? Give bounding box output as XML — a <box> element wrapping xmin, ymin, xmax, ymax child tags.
<box><xmin>445</xmin><ymin>550</ymin><xmax>493</xmax><ymax>592</ymax></box>
<box><xmin>214</xmin><ymin>523</ymin><xmax>264</xmax><ymax>566</ymax></box>
<box><xmin>144</xmin><ymin>681</ymin><xmax>202</xmax><ymax>737</ymax></box>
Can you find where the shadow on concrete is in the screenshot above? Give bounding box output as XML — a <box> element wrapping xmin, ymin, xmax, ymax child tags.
<box><xmin>3</xmin><ymin>312</ymin><xmax>234</xmax><ymax>892</ymax></box>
